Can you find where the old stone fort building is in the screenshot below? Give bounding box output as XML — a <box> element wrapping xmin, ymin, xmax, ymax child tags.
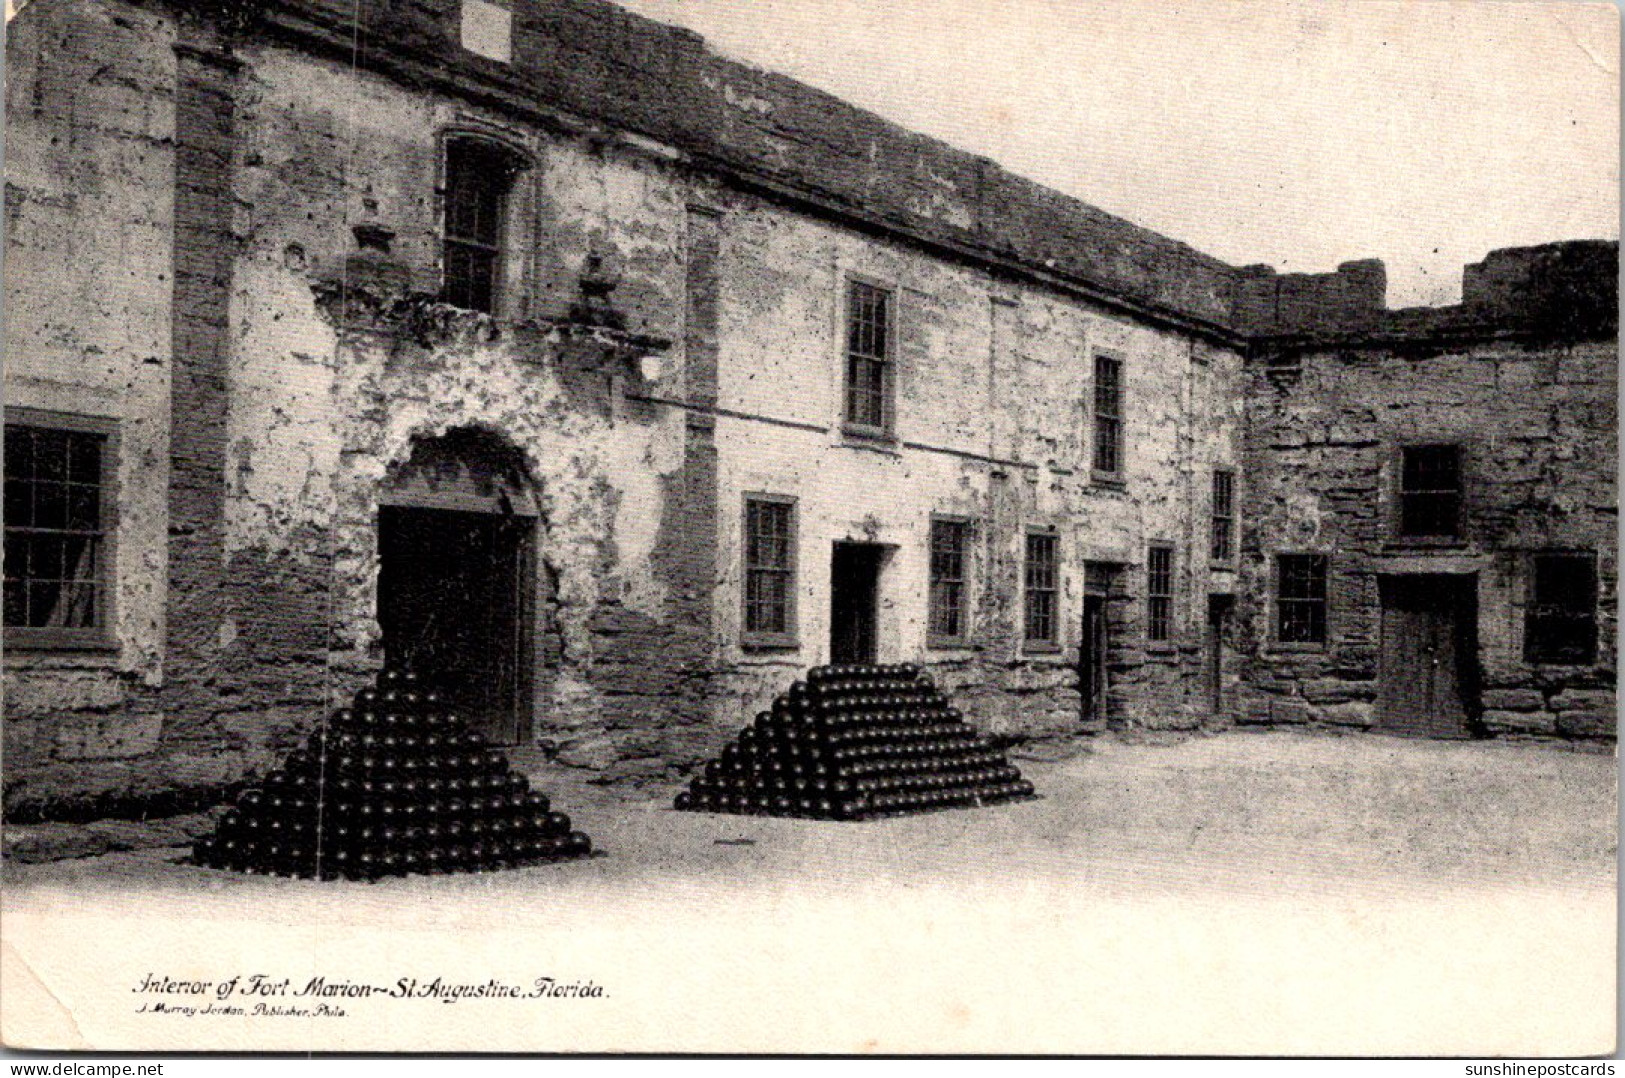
<box><xmin>3</xmin><ymin>0</ymin><xmax>1616</xmax><ymax>819</ymax></box>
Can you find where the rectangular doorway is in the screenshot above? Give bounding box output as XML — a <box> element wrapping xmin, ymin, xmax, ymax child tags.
<box><xmin>377</xmin><ymin>506</ymin><xmax>534</xmax><ymax>745</ymax></box>
<box><xmin>1205</xmin><ymin>594</ymin><xmax>1235</xmax><ymax>718</ymax></box>
<box><xmin>1080</xmin><ymin>561</ymin><xmax>1117</xmax><ymax>727</ymax></box>
<box><xmin>830</xmin><ymin>542</ymin><xmax>884</xmax><ymax>664</ymax></box>
<box><xmin>1376</xmin><ymin>574</ymin><xmax>1478</xmax><ymax>738</ymax></box>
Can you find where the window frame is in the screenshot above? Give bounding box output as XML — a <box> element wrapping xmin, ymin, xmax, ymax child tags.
<box><xmin>740</xmin><ymin>492</ymin><xmax>799</xmax><ymax>650</ymax></box>
<box><xmin>438</xmin><ymin>130</ymin><xmax>530</xmax><ymax>317</ymax></box>
<box><xmin>1145</xmin><ymin>542</ymin><xmax>1175</xmax><ymax>643</ymax></box>
<box><xmin>1022</xmin><ymin>526</ymin><xmax>1061</xmax><ymax>652</ymax></box>
<box><xmin>1275</xmin><ymin>553</ymin><xmax>1329</xmax><ymax>645</ymax></box>
<box><xmin>1091</xmin><ymin>352</ymin><xmax>1126</xmax><ymax>486</ymax></box>
<box><xmin>1396</xmin><ymin>444</ymin><xmax>1465</xmax><ymax>542</ymax></box>
<box><xmin>841</xmin><ymin>277</ymin><xmax>897</xmax><ymax>441</ymax></box>
<box><xmin>1525</xmin><ymin>551</ymin><xmax>1599</xmax><ymax>666</ymax></box>
<box><xmin>927</xmin><ymin>514</ymin><xmax>973</xmax><ymax>648</ymax></box>
<box><xmin>4</xmin><ymin>407</ymin><xmax>119</xmax><ymax>652</ymax></box>
<box><xmin>1210</xmin><ymin>468</ymin><xmax>1236</xmax><ymax>564</ymax></box>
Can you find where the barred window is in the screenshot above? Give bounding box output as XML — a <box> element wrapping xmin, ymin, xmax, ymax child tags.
<box><xmin>1093</xmin><ymin>355</ymin><xmax>1124</xmax><ymax>478</ymax></box>
<box><xmin>1211</xmin><ymin>469</ymin><xmax>1235</xmax><ymax>562</ymax></box>
<box><xmin>844</xmin><ymin>281</ymin><xmax>893</xmax><ymax>433</ymax></box>
<box><xmin>1399</xmin><ymin>446</ymin><xmax>1462</xmax><ymax>538</ymax></box>
<box><xmin>1023</xmin><ymin>531</ymin><xmax>1058</xmax><ymax>646</ymax></box>
<box><xmin>1526</xmin><ymin>553</ymin><xmax>1597</xmax><ymax>665</ymax></box>
<box><xmin>1146</xmin><ymin>544</ymin><xmax>1174</xmax><ymax>642</ymax></box>
<box><xmin>442</xmin><ymin>136</ymin><xmax>521</xmax><ymax>314</ymax></box>
<box><xmin>743</xmin><ymin>496</ymin><xmax>796</xmax><ymax>644</ymax></box>
<box><xmin>928</xmin><ymin>518</ymin><xmax>970</xmax><ymax>643</ymax></box>
<box><xmin>4</xmin><ymin>417</ymin><xmax>115</xmax><ymax>648</ymax></box>
<box><xmin>1276</xmin><ymin>554</ymin><xmax>1328</xmax><ymax>644</ymax></box>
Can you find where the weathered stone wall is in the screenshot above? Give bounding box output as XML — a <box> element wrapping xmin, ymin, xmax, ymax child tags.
<box><xmin>6</xmin><ymin>0</ymin><xmax>1612</xmax><ymax>827</ymax></box>
<box><xmin>705</xmin><ymin>195</ymin><xmax>1245</xmax><ymax>742</ymax></box>
<box><xmin>1237</xmin><ymin>249</ymin><xmax>1618</xmax><ymax>741</ymax></box>
<box><xmin>223</xmin><ymin>35</ymin><xmax>697</xmax><ymax>777</ymax></box>
<box><xmin>216</xmin><ymin>29</ymin><xmax>1248</xmax><ymax>777</ymax></box>
<box><xmin>3</xmin><ymin>0</ymin><xmax>182</xmax><ymax>815</ymax></box>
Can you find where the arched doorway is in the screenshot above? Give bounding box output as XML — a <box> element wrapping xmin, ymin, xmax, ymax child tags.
<box><xmin>377</xmin><ymin>428</ymin><xmax>537</xmax><ymax>745</ymax></box>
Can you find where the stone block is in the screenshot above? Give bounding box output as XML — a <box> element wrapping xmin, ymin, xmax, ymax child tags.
<box><xmin>87</xmin><ymin>811</ymin><xmax>215</xmax><ymax>851</ymax></box>
<box><xmin>1270</xmin><ymin>698</ymin><xmax>1311</xmax><ymax>725</ymax></box>
<box><xmin>1480</xmin><ymin>688</ymin><xmax>1547</xmax><ymax>711</ymax></box>
<box><xmin>4</xmin><ymin>671</ymin><xmax>127</xmax><ymax>718</ymax></box>
<box><xmin>1300</xmin><ymin>678</ymin><xmax>1374</xmax><ymax>704</ymax></box>
<box><xmin>1316</xmin><ymin>701</ymin><xmax>1374</xmax><ymax>727</ymax></box>
<box><xmin>2</xmin><ymin>823</ymin><xmax>106</xmax><ymax>864</ymax></box>
<box><xmin>1555</xmin><ymin>710</ymin><xmax>1615</xmax><ymax>739</ymax></box>
<box><xmin>1480</xmin><ymin>709</ymin><xmax>1558</xmax><ymax>735</ymax></box>
<box><xmin>555</xmin><ymin>734</ymin><xmax>619</xmax><ymax>771</ymax></box>
<box><xmin>1236</xmin><ymin>693</ymin><xmax>1274</xmax><ymax>725</ymax></box>
<box><xmin>55</xmin><ymin>711</ymin><xmax>164</xmax><ymax>761</ymax></box>
<box><xmin>167</xmin><ymin>752</ymin><xmax>256</xmax><ymax>791</ymax></box>
<box><xmin>3</xmin><ymin>717</ymin><xmax>54</xmax><ymax>771</ymax></box>
<box><xmin>1550</xmin><ymin>688</ymin><xmax>1615</xmax><ymax>712</ymax></box>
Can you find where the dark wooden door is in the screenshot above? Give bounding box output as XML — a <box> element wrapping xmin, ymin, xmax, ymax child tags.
<box><xmin>1080</xmin><ymin>594</ymin><xmax>1108</xmax><ymax>725</ymax></box>
<box><xmin>1206</xmin><ymin>594</ymin><xmax>1234</xmax><ymax>717</ymax></box>
<box><xmin>830</xmin><ymin>543</ymin><xmax>882</xmax><ymax>664</ymax></box>
<box><xmin>378</xmin><ymin>506</ymin><xmax>533</xmax><ymax>745</ymax></box>
<box><xmin>1377</xmin><ymin>575</ymin><xmax>1475</xmax><ymax>738</ymax></box>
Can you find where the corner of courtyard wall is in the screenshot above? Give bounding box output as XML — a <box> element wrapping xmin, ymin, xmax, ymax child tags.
<box><xmin>1232</xmin><ymin>239</ymin><xmax>1618</xmax><ymax>348</ymax></box>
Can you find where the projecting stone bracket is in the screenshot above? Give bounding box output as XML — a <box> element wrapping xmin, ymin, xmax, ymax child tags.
<box><xmin>310</xmin><ymin>281</ymin><xmax>671</xmax><ymax>372</ymax></box>
<box><xmin>511</xmin><ymin>319</ymin><xmax>672</xmax><ymax>375</ymax></box>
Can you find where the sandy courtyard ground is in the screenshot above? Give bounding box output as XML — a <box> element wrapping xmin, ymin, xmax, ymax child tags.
<box><xmin>2</xmin><ymin>730</ymin><xmax>1616</xmax><ymax>1055</ymax></box>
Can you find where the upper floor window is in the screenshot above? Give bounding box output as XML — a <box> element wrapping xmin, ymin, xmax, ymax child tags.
<box><xmin>1399</xmin><ymin>445</ymin><xmax>1462</xmax><ymax>538</ymax></box>
<box><xmin>1526</xmin><ymin>553</ymin><xmax>1597</xmax><ymax>665</ymax></box>
<box><xmin>1146</xmin><ymin>543</ymin><xmax>1174</xmax><ymax>642</ymax></box>
<box><xmin>1093</xmin><ymin>355</ymin><xmax>1124</xmax><ymax>480</ymax></box>
<box><xmin>1211</xmin><ymin>469</ymin><xmax>1235</xmax><ymax>562</ymax></box>
<box><xmin>441</xmin><ymin>136</ymin><xmax>523</xmax><ymax>315</ymax></box>
<box><xmin>1276</xmin><ymin>554</ymin><xmax>1328</xmax><ymax>644</ymax></box>
<box><xmin>844</xmin><ymin>281</ymin><xmax>893</xmax><ymax>435</ymax></box>
<box><xmin>1023</xmin><ymin>530</ymin><xmax>1059</xmax><ymax>648</ymax></box>
<box><xmin>742</xmin><ymin>494</ymin><xmax>797</xmax><ymax>647</ymax></box>
<box><xmin>4</xmin><ymin>411</ymin><xmax>117</xmax><ymax>650</ymax></box>
<box><xmin>928</xmin><ymin>517</ymin><xmax>970</xmax><ymax>645</ymax></box>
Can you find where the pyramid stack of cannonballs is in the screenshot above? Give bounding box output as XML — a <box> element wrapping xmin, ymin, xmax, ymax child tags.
<box><xmin>676</xmin><ymin>663</ymin><xmax>1034</xmax><ymax>820</ymax></box>
<box><xmin>192</xmin><ymin>670</ymin><xmax>592</xmax><ymax>880</ymax></box>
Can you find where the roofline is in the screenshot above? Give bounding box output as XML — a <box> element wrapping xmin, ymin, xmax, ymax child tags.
<box><xmin>247</xmin><ymin>2</ymin><xmax>1251</xmax><ymax>349</ymax></box>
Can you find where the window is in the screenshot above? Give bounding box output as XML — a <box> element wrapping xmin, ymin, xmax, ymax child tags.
<box><xmin>1092</xmin><ymin>354</ymin><xmax>1124</xmax><ymax>479</ymax></box>
<box><xmin>1211</xmin><ymin>469</ymin><xmax>1235</xmax><ymax>562</ymax></box>
<box><xmin>1399</xmin><ymin>445</ymin><xmax>1462</xmax><ymax>538</ymax></box>
<box><xmin>928</xmin><ymin>517</ymin><xmax>970</xmax><ymax>644</ymax></box>
<box><xmin>844</xmin><ymin>281</ymin><xmax>893</xmax><ymax>434</ymax></box>
<box><xmin>1526</xmin><ymin>553</ymin><xmax>1598</xmax><ymax>665</ymax></box>
<box><xmin>1146</xmin><ymin>544</ymin><xmax>1174</xmax><ymax>642</ymax></box>
<box><xmin>4</xmin><ymin>413</ymin><xmax>116</xmax><ymax>649</ymax></box>
<box><xmin>1276</xmin><ymin>554</ymin><xmax>1328</xmax><ymax>644</ymax></box>
<box><xmin>1023</xmin><ymin>530</ymin><xmax>1058</xmax><ymax>647</ymax></box>
<box><xmin>441</xmin><ymin>136</ymin><xmax>522</xmax><ymax>314</ymax></box>
<box><xmin>742</xmin><ymin>495</ymin><xmax>796</xmax><ymax>646</ymax></box>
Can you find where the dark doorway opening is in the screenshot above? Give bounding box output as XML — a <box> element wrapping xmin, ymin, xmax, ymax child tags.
<box><xmin>1206</xmin><ymin>594</ymin><xmax>1235</xmax><ymax>718</ymax></box>
<box><xmin>830</xmin><ymin>542</ymin><xmax>884</xmax><ymax>664</ymax></box>
<box><xmin>378</xmin><ymin>506</ymin><xmax>534</xmax><ymax>745</ymax></box>
<box><xmin>1376</xmin><ymin>573</ymin><xmax>1479</xmax><ymax>739</ymax></box>
<box><xmin>1080</xmin><ymin>561</ymin><xmax>1118</xmax><ymax>727</ymax></box>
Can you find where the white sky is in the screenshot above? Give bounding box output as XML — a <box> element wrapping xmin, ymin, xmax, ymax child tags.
<box><xmin>611</xmin><ymin>0</ymin><xmax>1619</xmax><ymax>307</ymax></box>
<box><xmin>6</xmin><ymin>0</ymin><xmax>1617</xmax><ymax>306</ymax></box>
